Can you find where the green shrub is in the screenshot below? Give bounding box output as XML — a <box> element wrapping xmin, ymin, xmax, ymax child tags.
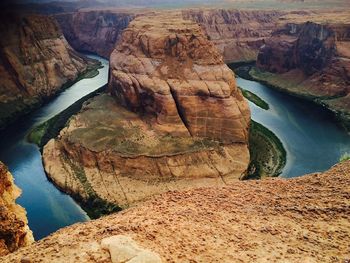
<box><xmin>340</xmin><ymin>153</ymin><xmax>350</xmax><ymax>162</ymax></box>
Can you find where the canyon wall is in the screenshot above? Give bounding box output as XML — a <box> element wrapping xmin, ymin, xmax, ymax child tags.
<box><xmin>182</xmin><ymin>9</ymin><xmax>283</xmax><ymax>63</ymax></box>
<box><xmin>4</xmin><ymin>161</ymin><xmax>350</xmax><ymax>262</ymax></box>
<box><xmin>255</xmin><ymin>21</ymin><xmax>350</xmax><ymax>122</ymax></box>
<box><xmin>0</xmin><ymin>162</ymin><xmax>33</xmax><ymax>256</ymax></box>
<box><xmin>55</xmin><ymin>9</ymin><xmax>284</xmax><ymax>63</ymax></box>
<box><xmin>42</xmin><ymin>12</ymin><xmax>250</xmax><ymax>209</ymax></box>
<box><xmin>0</xmin><ymin>13</ymin><xmax>99</xmax><ymax>129</ymax></box>
<box><xmin>55</xmin><ymin>10</ymin><xmax>136</xmax><ymax>58</ymax></box>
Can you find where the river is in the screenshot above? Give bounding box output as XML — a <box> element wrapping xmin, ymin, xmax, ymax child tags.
<box><xmin>0</xmin><ymin>54</ymin><xmax>109</xmax><ymax>240</ymax></box>
<box><xmin>0</xmin><ymin>57</ymin><xmax>349</xmax><ymax>240</ymax></box>
<box><xmin>237</xmin><ymin>77</ymin><xmax>350</xmax><ymax>178</ymax></box>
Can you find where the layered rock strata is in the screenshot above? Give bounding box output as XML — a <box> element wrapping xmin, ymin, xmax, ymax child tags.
<box><xmin>3</xmin><ymin>161</ymin><xmax>350</xmax><ymax>262</ymax></box>
<box><xmin>256</xmin><ymin>21</ymin><xmax>350</xmax><ymax>122</ymax></box>
<box><xmin>55</xmin><ymin>10</ymin><xmax>136</xmax><ymax>58</ymax></box>
<box><xmin>182</xmin><ymin>9</ymin><xmax>284</xmax><ymax>63</ymax></box>
<box><xmin>0</xmin><ymin>13</ymin><xmax>99</xmax><ymax>129</ymax></box>
<box><xmin>42</xmin><ymin>13</ymin><xmax>250</xmax><ymax>208</ymax></box>
<box><xmin>0</xmin><ymin>162</ymin><xmax>33</xmax><ymax>256</ymax></box>
<box><xmin>55</xmin><ymin>9</ymin><xmax>284</xmax><ymax>63</ymax></box>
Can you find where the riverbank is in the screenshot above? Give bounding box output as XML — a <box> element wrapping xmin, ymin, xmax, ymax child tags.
<box><xmin>27</xmin><ymin>85</ymin><xmax>122</xmax><ymax>219</ymax></box>
<box><xmin>0</xmin><ymin>61</ymin><xmax>103</xmax><ymax>131</ymax></box>
<box><xmin>27</xmin><ymin>84</ymin><xmax>106</xmax><ymax>148</ymax></box>
<box><xmin>234</xmin><ymin>64</ymin><xmax>350</xmax><ymax>131</ymax></box>
<box><xmin>247</xmin><ymin>120</ymin><xmax>286</xmax><ymax>179</ymax></box>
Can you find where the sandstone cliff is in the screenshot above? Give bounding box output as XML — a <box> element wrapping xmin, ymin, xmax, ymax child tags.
<box><xmin>3</xmin><ymin>161</ymin><xmax>350</xmax><ymax>262</ymax></box>
<box><xmin>55</xmin><ymin>9</ymin><xmax>284</xmax><ymax>63</ymax></box>
<box><xmin>55</xmin><ymin>10</ymin><xmax>136</xmax><ymax>59</ymax></box>
<box><xmin>42</xmin><ymin>13</ymin><xmax>250</xmax><ymax>209</ymax></box>
<box><xmin>0</xmin><ymin>162</ymin><xmax>33</xmax><ymax>256</ymax></box>
<box><xmin>182</xmin><ymin>9</ymin><xmax>284</xmax><ymax>63</ymax></box>
<box><xmin>0</xmin><ymin>13</ymin><xmax>99</xmax><ymax>129</ymax></box>
<box><xmin>255</xmin><ymin>21</ymin><xmax>350</xmax><ymax>123</ymax></box>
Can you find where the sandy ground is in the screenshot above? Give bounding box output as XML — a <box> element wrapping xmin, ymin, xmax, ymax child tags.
<box><xmin>2</xmin><ymin>161</ymin><xmax>350</xmax><ymax>262</ymax></box>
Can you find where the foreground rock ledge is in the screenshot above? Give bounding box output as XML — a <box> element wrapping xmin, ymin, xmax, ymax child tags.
<box><xmin>42</xmin><ymin>13</ymin><xmax>250</xmax><ymax>208</ymax></box>
<box><xmin>0</xmin><ymin>162</ymin><xmax>33</xmax><ymax>256</ymax></box>
<box><xmin>4</xmin><ymin>161</ymin><xmax>350</xmax><ymax>262</ymax></box>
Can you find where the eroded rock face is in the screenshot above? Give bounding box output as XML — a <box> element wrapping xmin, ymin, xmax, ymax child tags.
<box><xmin>55</xmin><ymin>10</ymin><xmax>135</xmax><ymax>58</ymax></box>
<box><xmin>3</xmin><ymin>161</ymin><xmax>350</xmax><ymax>262</ymax></box>
<box><xmin>42</xmin><ymin>13</ymin><xmax>250</xmax><ymax>209</ymax></box>
<box><xmin>109</xmin><ymin>13</ymin><xmax>250</xmax><ymax>143</ymax></box>
<box><xmin>55</xmin><ymin>9</ymin><xmax>283</xmax><ymax>63</ymax></box>
<box><xmin>256</xmin><ymin>21</ymin><xmax>350</xmax><ymax>120</ymax></box>
<box><xmin>0</xmin><ymin>13</ymin><xmax>98</xmax><ymax>129</ymax></box>
<box><xmin>182</xmin><ymin>9</ymin><xmax>283</xmax><ymax>63</ymax></box>
<box><xmin>0</xmin><ymin>162</ymin><xmax>33</xmax><ymax>256</ymax></box>
<box><xmin>257</xmin><ymin>22</ymin><xmax>336</xmax><ymax>74</ymax></box>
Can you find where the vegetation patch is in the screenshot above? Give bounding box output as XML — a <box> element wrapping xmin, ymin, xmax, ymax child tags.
<box><xmin>67</xmin><ymin>94</ymin><xmax>222</xmax><ymax>157</ymax></box>
<box><xmin>239</xmin><ymin>87</ymin><xmax>269</xmax><ymax>110</ymax></box>
<box><xmin>340</xmin><ymin>152</ymin><xmax>350</xmax><ymax>162</ymax></box>
<box><xmin>61</xmin><ymin>152</ymin><xmax>121</xmax><ymax>219</ymax></box>
<box><xmin>246</xmin><ymin>120</ymin><xmax>286</xmax><ymax>179</ymax></box>
<box><xmin>27</xmin><ymin>84</ymin><xmax>107</xmax><ymax>148</ymax></box>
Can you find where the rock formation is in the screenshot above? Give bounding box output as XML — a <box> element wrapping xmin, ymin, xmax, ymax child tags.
<box><xmin>182</xmin><ymin>9</ymin><xmax>284</xmax><ymax>63</ymax></box>
<box><xmin>0</xmin><ymin>162</ymin><xmax>33</xmax><ymax>256</ymax></box>
<box><xmin>0</xmin><ymin>13</ymin><xmax>100</xmax><ymax>129</ymax></box>
<box><xmin>255</xmin><ymin>21</ymin><xmax>350</xmax><ymax>123</ymax></box>
<box><xmin>55</xmin><ymin>9</ymin><xmax>284</xmax><ymax>63</ymax></box>
<box><xmin>55</xmin><ymin>10</ymin><xmax>136</xmax><ymax>59</ymax></box>
<box><xmin>42</xmin><ymin>13</ymin><xmax>250</xmax><ymax>208</ymax></box>
<box><xmin>3</xmin><ymin>161</ymin><xmax>350</xmax><ymax>262</ymax></box>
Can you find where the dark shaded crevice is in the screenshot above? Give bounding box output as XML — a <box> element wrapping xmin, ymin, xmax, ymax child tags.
<box><xmin>169</xmin><ymin>86</ymin><xmax>193</xmax><ymax>136</ymax></box>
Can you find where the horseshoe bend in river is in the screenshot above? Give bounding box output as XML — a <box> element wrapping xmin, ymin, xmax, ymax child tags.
<box><xmin>0</xmin><ymin>55</ymin><xmax>349</xmax><ymax>240</ymax></box>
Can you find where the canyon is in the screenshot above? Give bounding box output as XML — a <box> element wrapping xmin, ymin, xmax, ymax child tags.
<box><xmin>0</xmin><ymin>3</ymin><xmax>349</xmax><ymax>262</ymax></box>
<box><xmin>0</xmin><ymin>12</ymin><xmax>100</xmax><ymax>129</ymax></box>
<box><xmin>55</xmin><ymin>8</ymin><xmax>284</xmax><ymax>63</ymax></box>
<box><xmin>182</xmin><ymin>9</ymin><xmax>283</xmax><ymax>63</ymax></box>
<box><xmin>42</xmin><ymin>12</ymin><xmax>250</xmax><ymax>208</ymax></box>
<box><xmin>54</xmin><ymin>9</ymin><xmax>350</xmax><ymax>127</ymax></box>
<box><xmin>0</xmin><ymin>162</ymin><xmax>33</xmax><ymax>256</ymax></box>
<box><xmin>55</xmin><ymin>10</ymin><xmax>136</xmax><ymax>59</ymax></box>
<box><xmin>3</xmin><ymin>160</ymin><xmax>350</xmax><ymax>262</ymax></box>
<box><xmin>255</xmin><ymin>16</ymin><xmax>350</xmax><ymax>125</ymax></box>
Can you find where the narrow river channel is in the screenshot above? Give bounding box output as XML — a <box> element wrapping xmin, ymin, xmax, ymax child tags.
<box><xmin>0</xmin><ymin>56</ymin><xmax>349</xmax><ymax>240</ymax></box>
<box><xmin>237</xmin><ymin>77</ymin><xmax>350</xmax><ymax>178</ymax></box>
<box><xmin>0</xmin><ymin>54</ymin><xmax>109</xmax><ymax>240</ymax></box>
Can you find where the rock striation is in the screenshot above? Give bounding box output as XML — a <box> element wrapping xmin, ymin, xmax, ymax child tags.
<box><xmin>0</xmin><ymin>13</ymin><xmax>99</xmax><ymax>129</ymax></box>
<box><xmin>0</xmin><ymin>162</ymin><xmax>33</xmax><ymax>256</ymax></box>
<box><xmin>55</xmin><ymin>9</ymin><xmax>284</xmax><ymax>63</ymax></box>
<box><xmin>42</xmin><ymin>13</ymin><xmax>250</xmax><ymax>209</ymax></box>
<box><xmin>3</xmin><ymin>161</ymin><xmax>350</xmax><ymax>262</ymax></box>
<box><xmin>182</xmin><ymin>9</ymin><xmax>284</xmax><ymax>63</ymax></box>
<box><xmin>108</xmin><ymin>13</ymin><xmax>250</xmax><ymax>143</ymax></box>
<box><xmin>255</xmin><ymin>21</ymin><xmax>350</xmax><ymax>123</ymax></box>
<box><xmin>55</xmin><ymin>10</ymin><xmax>136</xmax><ymax>59</ymax></box>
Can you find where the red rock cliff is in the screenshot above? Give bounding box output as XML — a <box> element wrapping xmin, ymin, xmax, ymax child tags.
<box><xmin>109</xmin><ymin>12</ymin><xmax>250</xmax><ymax>143</ymax></box>
<box><xmin>55</xmin><ymin>10</ymin><xmax>136</xmax><ymax>58</ymax></box>
<box><xmin>182</xmin><ymin>9</ymin><xmax>284</xmax><ymax>63</ymax></box>
<box><xmin>42</xmin><ymin>12</ymin><xmax>250</xmax><ymax>209</ymax></box>
<box><xmin>55</xmin><ymin>9</ymin><xmax>283</xmax><ymax>63</ymax></box>
<box><xmin>256</xmin><ymin>21</ymin><xmax>350</xmax><ymax>122</ymax></box>
<box><xmin>0</xmin><ymin>13</ymin><xmax>99</xmax><ymax>129</ymax></box>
